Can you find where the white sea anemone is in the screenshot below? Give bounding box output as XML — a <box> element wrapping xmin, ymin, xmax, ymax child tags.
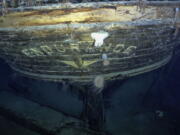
<box><xmin>93</xmin><ymin>75</ymin><xmax>105</xmax><ymax>94</ymax></box>
<box><xmin>91</xmin><ymin>31</ymin><xmax>109</xmax><ymax>47</ymax></box>
<box><xmin>101</xmin><ymin>53</ymin><xmax>110</xmax><ymax>66</ymax></box>
<box><xmin>94</xmin><ymin>75</ymin><xmax>104</xmax><ymax>89</ymax></box>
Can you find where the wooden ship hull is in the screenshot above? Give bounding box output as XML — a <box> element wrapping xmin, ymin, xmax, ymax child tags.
<box><xmin>0</xmin><ymin>1</ymin><xmax>179</xmax><ymax>83</ymax></box>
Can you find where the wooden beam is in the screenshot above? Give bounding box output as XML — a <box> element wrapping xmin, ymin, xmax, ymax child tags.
<box><xmin>6</xmin><ymin>1</ymin><xmax>180</xmax><ymax>12</ymax></box>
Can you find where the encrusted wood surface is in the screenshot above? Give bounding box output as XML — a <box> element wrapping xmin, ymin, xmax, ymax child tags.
<box><xmin>0</xmin><ymin>1</ymin><xmax>178</xmax><ymax>82</ymax></box>
<box><xmin>0</xmin><ymin>23</ymin><xmax>175</xmax><ymax>82</ymax></box>
<box><xmin>0</xmin><ymin>3</ymin><xmax>176</xmax><ymax>28</ymax></box>
<box><xmin>5</xmin><ymin>1</ymin><xmax>180</xmax><ymax>12</ymax></box>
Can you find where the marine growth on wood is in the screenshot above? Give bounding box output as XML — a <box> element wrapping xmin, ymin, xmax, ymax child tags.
<box><xmin>0</xmin><ymin>1</ymin><xmax>179</xmax><ymax>83</ymax></box>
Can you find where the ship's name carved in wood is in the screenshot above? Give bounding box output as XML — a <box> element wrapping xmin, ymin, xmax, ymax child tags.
<box><xmin>21</xmin><ymin>43</ymin><xmax>136</xmax><ymax>58</ymax></box>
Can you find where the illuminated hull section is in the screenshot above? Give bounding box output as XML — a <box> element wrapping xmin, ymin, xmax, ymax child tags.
<box><xmin>0</xmin><ymin>1</ymin><xmax>177</xmax><ymax>82</ymax></box>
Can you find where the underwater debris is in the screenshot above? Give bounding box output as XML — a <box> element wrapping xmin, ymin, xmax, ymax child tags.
<box><xmin>122</xmin><ymin>46</ymin><xmax>137</xmax><ymax>56</ymax></box>
<box><xmin>91</xmin><ymin>31</ymin><xmax>109</xmax><ymax>47</ymax></box>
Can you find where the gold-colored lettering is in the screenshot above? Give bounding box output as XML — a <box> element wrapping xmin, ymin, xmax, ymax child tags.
<box><xmin>53</xmin><ymin>44</ymin><xmax>66</xmax><ymax>53</ymax></box>
<box><xmin>40</xmin><ymin>45</ymin><xmax>53</xmax><ymax>56</ymax></box>
<box><xmin>113</xmin><ymin>44</ymin><xmax>125</xmax><ymax>53</ymax></box>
